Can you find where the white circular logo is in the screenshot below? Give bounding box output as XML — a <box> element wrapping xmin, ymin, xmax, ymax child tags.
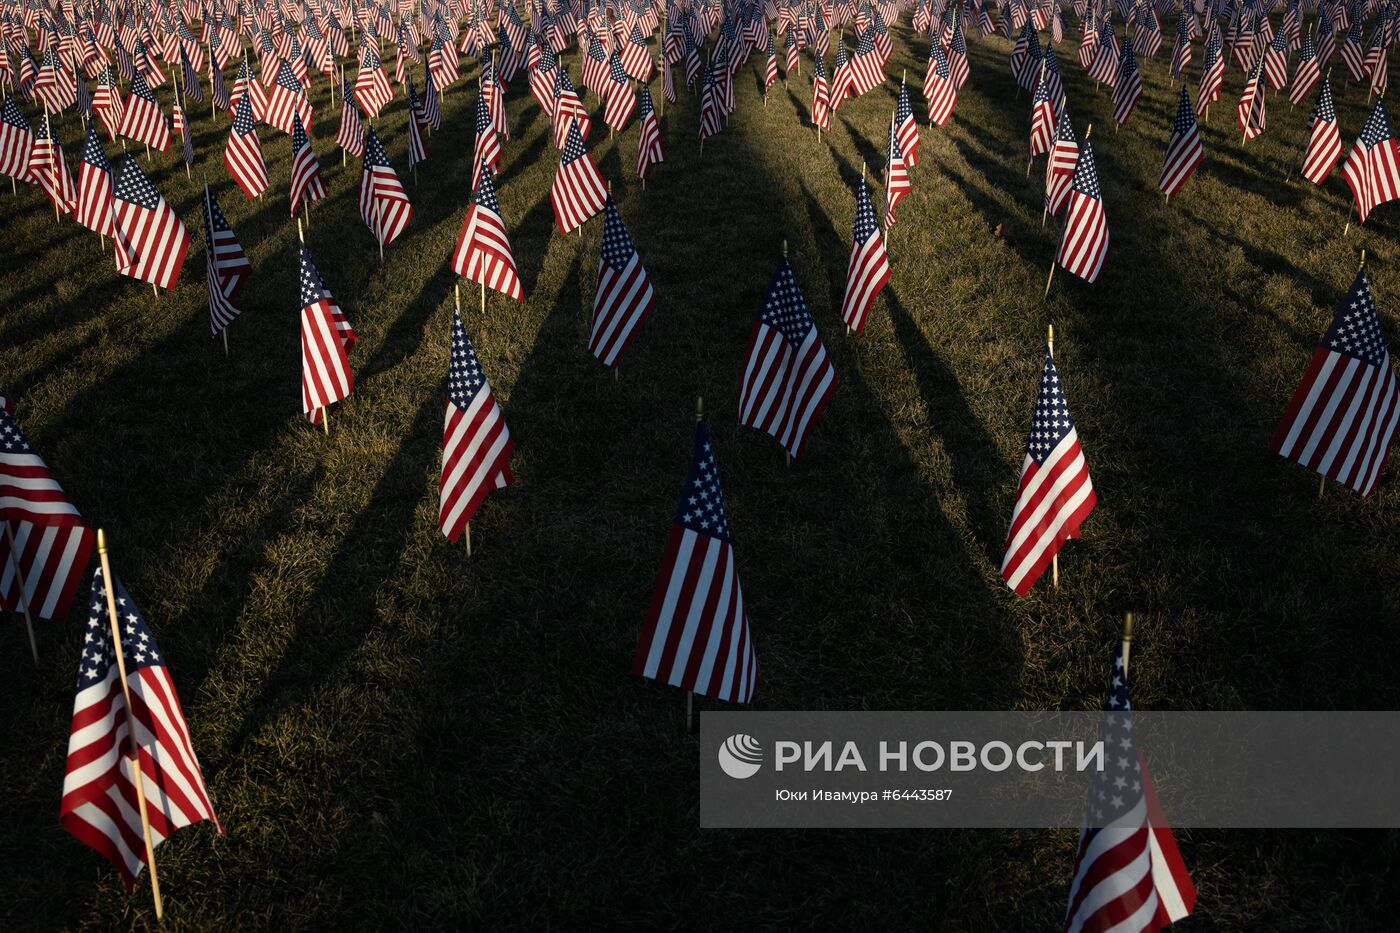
<box><xmin>718</xmin><ymin>733</ymin><xmax>763</xmax><ymax>779</ymax></box>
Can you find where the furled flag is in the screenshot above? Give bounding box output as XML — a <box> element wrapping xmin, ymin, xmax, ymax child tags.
<box><xmin>1342</xmin><ymin>99</ymin><xmax>1400</xmax><ymax>224</ymax></box>
<box><xmin>93</xmin><ymin>67</ymin><xmax>126</xmax><ymax>142</ymax></box>
<box><xmin>1063</xmin><ymin>638</ymin><xmax>1196</xmax><ymax>932</ymax></box>
<box><xmin>1197</xmin><ymin>24</ymin><xmax>1224</xmax><ymax>116</ymax></box>
<box><xmin>699</xmin><ymin>61</ymin><xmax>723</xmax><ymax>140</ymax></box>
<box><xmin>28</xmin><ymin>112</ymin><xmax>76</xmax><ymax>216</ymax></box>
<box><xmin>337</xmin><ymin>83</ymin><xmax>366</xmax><ymax>159</ymax></box>
<box><xmin>223</xmin><ymin>94</ymin><xmax>267</xmax><ymax>199</ymax></box>
<box><xmin>471</xmin><ymin>92</ymin><xmax>500</xmax><ymax>191</ymax></box>
<box><xmin>1339</xmin><ymin>19</ymin><xmax>1366</xmax><ymax>83</ymax></box>
<box><xmin>764</xmin><ymin>32</ymin><xmax>779</xmax><ymax>94</ymax></box>
<box><xmin>1271</xmin><ymin>267</ymin><xmax>1400</xmax><ymax>497</ymax></box>
<box><xmin>265</xmin><ymin>59</ymin><xmax>313</xmax><ymax>135</ymax></box>
<box><xmin>1000</xmin><ymin>345</ymin><xmax>1096</xmax><ymax>595</ymax></box>
<box><xmin>452</xmin><ymin>165</ymin><xmax>523</xmax><ymax>301</ymax></box>
<box><xmin>76</xmin><ymin>125</ymin><xmax>115</xmax><ymax>238</ymax></box>
<box><xmin>1302</xmin><ymin>77</ymin><xmax>1343</xmax><ymax>184</ymax></box>
<box><xmin>1290</xmin><ymin>32</ymin><xmax>1322</xmax><ymax>106</ymax></box>
<box><xmin>289</xmin><ymin>114</ymin><xmax>326</xmax><ymax>217</ymax></box>
<box><xmin>636</xmin><ymin>84</ymin><xmax>665</xmax><ymax>182</ymax></box>
<box><xmin>0</xmin><ymin>399</ymin><xmax>94</xmax><ymax>621</ymax></box>
<box><xmin>405</xmin><ymin>80</ymin><xmax>428</xmax><ymax>173</ymax></box>
<box><xmin>112</xmin><ymin>157</ymin><xmax>190</xmax><ymax>290</ymax></box>
<box><xmin>1046</xmin><ymin>107</ymin><xmax>1080</xmax><ymax>219</ymax></box>
<box><xmin>1112</xmin><ymin>42</ymin><xmax>1143</xmax><ymax>126</ymax></box>
<box><xmin>420</xmin><ymin>67</ymin><xmax>443</xmax><ymax>131</ymax></box>
<box><xmin>1055</xmin><ymin>137</ymin><xmax>1109</xmax><ymax>284</ymax></box>
<box><xmin>1237</xmin><ymin>51</ymin><xmax>1267</xmax><ymax>141</ymax></box>
<box><xmin>924</xmin><ymin>39</ymin><xmax>958</xmax><ymax>126</ymax></box>
<box><xmin>604</xmin><ymin>51</ymin><xmax>637</xmax><ymax>132</ymax></box>
<box><xmin>895</xmin><ymin>78</ymin><xmax>919</xmax><ymax>167</ymax></box>
<box><xmin>551</xmin><ymin>122</ymin><xmax>608</xmax><ymax>234</ymax></box>
<box><xmin>359</xmin><ymin>126</ymin><xmax>413</xmax><ymax>248</ymax></box>
<box><xmin>1170</xmin><ymin>9</ymin><xmax>1192</xmax><ymax>78</ymax></box>
<box><xmin>590</xmin><ymin>197</ymin><xmax>656</xmax><ymax>367</ymax></box>
<box><xmin>631</xmin><ymin>418</ymin><xmax>756</xmax><ymax>704</ymax></box>
<box><xmin>0</xmin><ymin>96</ymin><xmax>33</xmax><ymax>183</ymax></box>
<box><xmin>482</xmin><ymin>54</ymin><xmax>507</xmax><ymax>138</ymax></box>
<box><xmin>299</xmin><ymin>244</ymin><xmax>357</xmax><ymax>424</ymax></box>
<box><xmin>438</xmin><ymin>307</ymin><xmax>514</xmax><ymax>541</ymax></box>
<box><xmin>354</xmin><ymin>42</ymin><xmax>394</xmax><ymax>118</ymax></box>
<box><xmin>1159</xmin><ymin>87</ymin><xmax>1203</xmax><ymax>199</ymax></box>
<box><xmin>831</xmin><ymin>40</ymin><xmax>853</xmax><ymax>111</ymax></box>
<box><xmin>1029</xmin><ymin>65</ymin><xmax>1056</xmax><ymax>159</ymax></box>
<box><xmin>117</xmin><ymin>72</ymin><xmax>171</xmax><ymax>152</ymax></box>
<box><xmin>60</xmin><ymin>565</ymin><xmax>221</xmax><ymax>888</ymax></box>
<box><xmin>884</xmin><ymin>117</ymin><xmax>911</xmax><ymax>228</ymax></box>
<box><xmin>174</xmin><ymin>99</ymin><xmax>194</xmax><ymax>168</ymax></box>
<box><xmin>839</xmin><ymin>175</ymin><xmax>891</xmax><ymax>334</ymax></box>
<box><xmin>1316</xmin><ymin>13</ymin><xmax>1336</xmax><ymax>69</ymax></box>
<box><xmin>812</xmin><ymin>52</ymin><xmax>832</xmax><ymax>131</ymax></box>
<box><xmin>552</xmin><ymin>66</ymin><xmax>591</xmax><ymax>148</ymax></box>
<box><xmin>201</xmin><ymin>185</ymin><xmax>251</xmax><ymax>337</ymax></box>
<box><xmin>737</xmin><ymin>256</ymin><xmax>836</xmax><ymax>459</ymax></box>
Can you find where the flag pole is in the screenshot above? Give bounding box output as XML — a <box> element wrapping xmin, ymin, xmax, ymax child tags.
<box><xmin>96</xmin><ymin>529</ymin><xmax>164</xmax><ymax>922</ymax></box>
<box><xmin>204</xmin><ymin>176</ymin><xmax>229</xmax><ymax>358</ymax></box>
<box><xmin>3</xmin><ymin>520</ymin><xmax>39</xmax><ymax>665</ymax></box>
<box><xmin>688</xmin><ymin>394</ymin><xmax>703</xmax><ymax>733</ymax></box>
<box><xmin>44</xmin><ymin>108</ymin><xmax>61</xmax><ymax>223</ymax></box>
<box><xmin>1048</xmin><ymin>323</ymin><xmax>1059</xmax><ymax>588</ymax></box>
<box><xmin>1121</xmin><ymin>612</ymin><xmax>1133</xmax><ymax>677</ymax></box>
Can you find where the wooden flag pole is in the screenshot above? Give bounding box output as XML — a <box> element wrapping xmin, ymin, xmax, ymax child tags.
<box><xmin>205</xmin><ymin>176</ymin><xmax>229</xmax><ymax>358</ymax></box>
<box><xmin>1048</xmin><ymin>323</ymin><xmax>1060</xmax><ymax>588</ymax></box>
<box><xmin>783</xmin><ymin>238</ymin><xmax>791</xmax><ymax>468</ymax></box>
<box><xmin>1028</xmin><ymin>60</ymin><xmax>1046</xmax><ymax>176</ymax></box>
<box><xmin>3</xmin><ymin>521</ymin><xmax>39</xmax><ymax>665</ymax></box>
<box><xmin>44</xmin><ymin>108</ymin><xmax>61</xmax><ymax>223</ymax></box>
<box><xmin>1121</xmin><ymin>612</ymin><xmax>1133</xmax><ymax>677</ymax></box>
<box><xmin>688</xmin><ymin>394</ymin><xmax>704</xmax><ymax>733</ymax></box>
<box><xmin>96</xmin><ymin>530</ymin><xmax>164</xmax><ymax>921</ymax></box>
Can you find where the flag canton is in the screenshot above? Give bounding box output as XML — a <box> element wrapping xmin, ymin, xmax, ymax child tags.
<box><xmin>1301</xmin><ymin>33</ymin><xmax>1316</xmax><ymax>58</ymax></box>
<box><xmin>299</xmin><ymin>245</ymin><xmax>332</xmax><ymax>308</ymax></box>
<box><xmin>114</xmin><ymin>157</ymin><xmax>161</xmax><ymax>208</ymax></box>
<box><xmin>1314</xmin><ymin>80</ymin><xmax>1337</xmax><ymax>123</ymax></box>
<box><xmin>1173</xmin><ymin>87</ymin><xmax>1195</xmax><ymax>130</ymax></box>
<box><xmin>292</xmin><ymin>113</ymin><xmax>310</xmax><ymax>148</ymax></box>
<box><xmin>609</xmin><ymin>51</ymin><xmax>628</xmax><ymax>83</ymax></box>
<box><xmin>896</xmin><ymin>82</ymin><xmax>913</xmax><ymax>122</ymax></box>
<box><xmin>855</xmin><ymin>28</ymin><xmax>875</xmax><ymax>56</ymax></box>
<box><xmin>1323</xmin><ymin>272</ymin><xmax>1387</xmax><ymax>367</ymax></box>
<box><xmin>237</xmin><ymin>59</ymin><xmax>253</xmax><ymax>82</ymax></box>
<box><xmin>448</xmin><ymin>309</ymin><xmax>489</xmax><ymax>409</ymax></box>
<box><xmin>79</xmin><ymin>568</ymin><xmax>166</xmax><ymax>691</ymax></box>
<box><xmin>206</xmin><ymin>192</ymin><xmax>232</xmax><ymax>233</ymax></box>
<box><xmin>277</xmin><ymin>59</ymin><xmax>303</xmax><ymax>92</ymax></box>
<box><xmin>813</xmin><ymin>53</ymin><xmax>827</xmax><ymax>78</ymax></box>
<box><xmin>472</xmin><ymin>164</ymin><xmax>502</xmax><ymax>211</ymax></box>
<box><xmin>639</xmin><ymin>83</ymin><xmax>655</xmax><ymax>115</ymax></box>
<box><xmin>760</xmin><ymin>258</ymin><xmax>814</xmax><ymax>347</ymax></box>
<box><xmin>1032</xmin><ymin>72</ymin><xmax>1051</xmax><ymax>103</ymax></box>
<box><xmin>835</xmin><ymin>41</ymin><xmax>849</xmax><ymax>67</ymax></box>
<box><xmin>1204</xmin><ymin>29</ymin><xmax>1221</xmax><ymax>63</ymax></box>
<box><xmin>853</xmin><ymin>178</ymin><xmax>880</xmax><ymax>243</ymax></box>
<box><xmin>1071</xmin><ymin>140</ymin><xmax>1101</xmax><ymax>198</ymax></box>
<box><xmin>600</xmin><ymin>199</ymin><xmax>637</xmax><ymax>271</ymax></box>
<box><xmin>362</xmin><ymin>43</ymin><xmax>382</xmax><ymax>68</ymax></box>
<box><xmin>0</xmin><ymin>406</ymin><xmax>35</xmax><ymax>454</ymax></box>
<box><xmin>588</xmin><ymin>33</ymin><xmax>607</xmax><ymax>61</ymax></box>
<box><xmin>475</xmin><ymin>92</ymin><xmax>492</xmax><ymax>132</ymax></box>
<box><xmin>1045</xmin><ymin>45</ymin><xmax>1061</xmax><ymax>76</ymax></box>
<box><xmin>539</xmin><ymin>41</ymin><xmax>559</xmax><ymax>71</ymax></box>
<box><xmin>1086</xmin><ymin>644</ymin><xmax>1143</xmax><ymax>825</ymax></box>
<box><xmin>887</xmin><ymin>117</ymin><xmax>903</xmax><ymax>162</ymax></box>
<box><xmin>129</xmin><ymin>71</ymin><xmax>156</xmax><ymax>102</ymax></box>
<box><xmin>1119</xmin><ymin>40</ymin><xmax>1137</xmax><ymax>75</ymax></box>
<box><xmin>562</xmin><ymin>123</ymin><xmax>588</xmax><ymax>163</ymax></box>
<box><xmin>1360</xmin><ymin>101</ymin><xmax>1396</xmax><ymax>149</ymax></box>
<box><xmin>35</xmin><ymin>111</ymin><xmax>54</xmax><ymax>141</ymax></box>
<box><xmin>675</xmin><ymin>422</ymin><xmax>732</xmax><ymax>540</ymax></box>
<box><xmin>364</xmin><ymin>127</ymin><xmax>391</xmax><ymax>166</ymax></box>
<box><xmin>554</xmin><ymin>66</ymin><xmax>577</xmax><ymax>95</ymax></box>
<box><xmin>929</xmin><ymin>39</ymin><xmax>949</xmax><ymax>76</ymax></box>
<box><xmin>81</xmin><ymin>125</ymin><xmax>110</xmax><ymax>167</ymax></box>
<box><xmin>1027</xmin><ymin>350</ymin><xmax>1076</xmax><ymax>464</ymax></box>
<box><xmin>233</xmin><ymin>94</ymin><xmax>256</xmax><ymax>133</ymax></box>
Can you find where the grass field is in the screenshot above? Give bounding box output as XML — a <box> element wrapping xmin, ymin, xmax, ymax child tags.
<box><xmin>4</xmin><ymin>20</ymin><xmax>1400</xmax><ymax>930</ymax></box>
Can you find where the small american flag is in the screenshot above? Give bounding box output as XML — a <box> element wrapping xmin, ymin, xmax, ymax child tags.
<box><xmin>471</xmin><ymin>92</ymin><xmax>500</xmax><ymax>190</ymax></box>
<box><xmin>112</xmin><ymin>156</ymin><xmax>190</xmax><ymax>290</ymax></box>
<box><xmin>1272</xmin><ymin>269</ymin><xmax>1400</xmax><ymax>497</ymax></box>
<box><xmin>550</xmin><ymin>122</ymin><xmax>607</xmax><ymax>234</ymax></box>
<box><xmin>405</xmin><ymin>79</ymin><xmax>428</xmax><ymax>172</ymax></box>
<box><xmin>337</xmin><ymin>82</ymin><xmax>365</xmax><ymax>158</ymax></box>
<box><xmin>604</xmin><ymin>50</ymin><xmax>637</xmax><ymax>131</ymax></box>
<box><xmin>117</xmin><ymin>71</ymin><xmax>171</xmax><ymax>152</ymax></box>
<box><xmin>1111</xmin><ymin>41</ymin><xmax>1142</xmax><ymax>126</ymax></box>
<box><xmin>1236</xmin><ymin>52</ymin><xmax>1267</xmax><ymax>141</ymax></box>
<box><xmin>229</xmin><ymin>59</ymin><xmax>267</xmax><ymax>123</ymax></box>
<box><xmin>93</xmin><ymin>66</ymin><xmax>126</xmax><ymax>141</ymax></box>
<box><xmin>1197</xmin><ymin>24</ymin><xmax>1224</xmax><ymax>115</ymax></box>
<box><xmin>289</xmin><ymin>114</ymin><xmax>326</xmax><ymax>217</ymax></box>
<box><xmin>200</xmin><ymin>184</ymin><xmax>251</xmax><ymax>337</ymax></box>
<box><xmin>438</xmin><ymin>308</ymin><xmax>514</xmax><ymax>541</ymax></box>
<box><xmin>839</xmin><ymin>175</ymin><xmax>891</xmax><ymax>334</ymax></box>
<box><xmin>60</xmin><ymin>565</ymin><xmax>220</xmax><ymax>889</ymax></box>
<box><xmin>265</xmin><ymin>58</ymin><xmax>313</xmax><ymax>135</ymax></box>
<box><xmin>452</xmin><ymin>165</ymin><xmax>523</xmax><ymax>302</ymax></box>
<box><xmin>632</xmin><ymin>419</ymin><xmax>755</xmax><ymax>704</ymax></box>
<box><xmin>0</xmin><ymin>398</ymin><xmax>94</xmax><ymax>621</ymax></box>
<box><xmin>482</xmin><ymin>54</ymin><xmax>508</xmax><ymax>138</ymax></box>
<box><xmin>354</xmin><ymin>42</ymin><xmax>393</xmax><ymax>118</ymax></box>
<box><xmin>700</xmin><ymin>61</ymin><xmax>723</xmax><ymax>139</ymax></box>
<box><xmin>1158</xmin><ymin>87</ymin><xmax>1203</xmax><ymax>199</ymax></box>
<box><xmin>420</xmin><ymin>67</ymin><xmax>443</xmax><ymax>131</ymax></box>
<box><xmin>636</xmin><ymin>83</ymin><xmax>665</xmax><ymax>182</ymax></box>
<box><xmin>1056</xmin><ymin>138</ymin><xmax>1109</xmax><ymax>284</ymax></box>
<box><xmin>429</xmin><ymin>31</ymin><xmax>460</xmax><ymax>89</ymax></box>
<box><xmin>738</xmin><ymin>256</ymin><xmax>837</xmax><ymax>459</ymax></box>
<box><xmin>76</xmin><ymin>125</ymin><xmax>115</xmax><ymax>238</ymax></box>
<box><xmin>173</xmin><ymin>100</ymin><xmax>194</xmax><ymax>167</ymax></box>
<box><xmin>1169</xmin><ymin>9</ymin><xmax>1192</xmax><ymax>78</ymax></box>
<box><xmin>884</xmin><ymin>117</ymin><xmax>910</xmax><ymax>228</ymax></box>
<box><xmin>847</xmin><ymin>27</ymin><xmax>884</xmax><ymax>96</ymax></box>
<box><xmin>1089</xmin><ymin>21</ymin><xmax>1121</xmax><ymax>87</ymax></box>
<box><xmin>299</xmin><ymin>244</ymin><xmax>357</xmax><ymax>424</ymax></box>
<box><xmin>1340</xmin><ymin>19</ymin><xmax>1366</xmax><ymax>83</ymax></box>
<box><xmin>551</xmin><ymin>66</ymin><xmax>591</xmax><ymax>149</ymax></box>
<box><xmin>0</xmin><ymin>96</ymin><xmax>33</xmax><ymax>182</ymax></box>
<box><xmin>1289</xmin><ymin>32</ymin><xmax>1322</xmax><ymax>106</ymax></box>
<box><xmin>1342</xmin><ymin>99</ymin><xmax>1400</xmax><ymax>225</ymax></box>
<box><xmin>223</xmin><ymin>94</ymin><xmax>267</xmax><ymax>199</ymax></box>
<box><xmin>590</xmin><ymin>197</ymin><xmax>656</xmax><ymax>367</ymax></box>
<box><xmin>1301</xmin><ymin>77</ymin><xmax>1343</xmax><ymax>185</ymax></box>
<box><xmin>1001</xmin><ymin>346</ymin><xmax>1096</xmax><ymax>595</ymax></box>
<box><xmin>895</xmin><ymin>78</ymin><xmax>919</xmax><ymax>167</ymax></box>
<box><xmin>359</xmin><ymin>126</ymin><xmax>413</xmax><ymax>248</ymax></box>
<box><xmin>924</xmin><ymin>38</ymin><xmax>957</xmax><ymax>126</ymax></box>
<box><xmin>1029</xmin><ymin>66</ymin><xmax>1056</xmax><ymax>159</ymax></box>
<box><xmin>812</xmin><ymin>52</ymin><xmax>831</xmax><ymax>131</ymax></box>
<box><xmin>28</xmin><ymin>112</ymin><xmax>76</xmax><ymax>217</ymax></box>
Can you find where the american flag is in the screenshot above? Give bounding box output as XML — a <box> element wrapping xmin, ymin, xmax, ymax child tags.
<box><xmin>1342</xmin><ymin>99</ymin><xmax>1400</xmax><ymax>224</ymax></box>
<box><xmin>179</xmin><ymin>48</ymin><xmax>203</xmax><ymax>105</ymax></box>
<box><xmin>174</xmin><ymin>100</ymin><xmax>194</xmax><ymax>168</ymax></box>
<box><xmin>895</xmin><ymin>79</ymin><xmax>919</xmax><ymax>167</ymax></box>
<box><xmin>590</xmin><ymin>197</ymin><xmax>656</xmax><ymax>367</ymax></box>
<box><xmin>76</xmin><ymin>125</ymin><xmax>115</xmax><ymax>239</ymax></box>
<box><xmin>359</xmin><ymin>126</ymin><xmax>413</xmax><ymax>248</ymax></box>
<box><xmin>632</xmin><ymin>418</ymin><xmax>755</xmax><ymax>704</ymax></box>
<box><xmin>223</xmin><ymin>94</ymin><xmax>267</xmax><ymax>199</ymax></box>
<box><xmin>1236</xmin><ymin>50</ymin><xmax>1268</xmax><ymax>141</ymax></box>
<box><xmin>948</xmin><ymin>12</ymin><xmax>971</xmax><ymax>89</ymax></box>
<box><xmin>1301</xmin><ymin>77</ymin><xmax>1343</xmax><ymax>185</ymax></box>
<box><xmin>0</xmin><ymin>399</ymin><xmax>94</xmax><ymax>621</ymax></box>
<box><xmin>0</xmin><ymin>96</ymin><xmax>33</xmax><ymax>182</ymax></box>
<box><xmin>471</xmin><ymin>92</ymin><xmax>500</xmax><ymax>190</ymax></box>
<box><xmin>583</xmin><ymin>31</ymin><xmax>610</xmax><ymax>97</ymax></box>
<box><xmin>1029</xmin><ymin>66</ymin><xmax>1056</xmax><ymax>159</ymax></box>
<box><xmin>884</xmin><ymin>117</ymin><xmax>910</xmax><ymax>228</ymax></box>
<box><xmin>623</xmin><ymin>23</ymin><xmax>653</xmax><ymax>81</ymax></box>
<box><xmin>429</xmin><ymin>31</ymin><xmax>460</xmax><ymax>89</ymax></box>
<box><xmin>1271</xmin><ymin>269</ymin><xmax>1400</xmax><ymax>497</ymax></box>
<box><xmin>1290</xmin><ymin>32</ymin><xmax>1322</xmax><ymax>106</ymax></box>
<box><xmin>452</xmin><ymin>165</ymin><xmax>523</xmax><ymax>302</ymax></box>
<box><xmin>482</xmin><ymin>54</ymin><xmax>508</xmax><ymax>138</ymax></box>
<box><xmin>1317</xmin><ymin>14</ymin><xmax>1337</xmax><ymax>69</ymax></box>
<box><xmin>34</xmin><ymin>47</ymin><xmax>76</xmax><ymax>112</ymax></box>
<box><xmin>831</xmin><ymin>40</ymin><xmax>852</xmax><ymax>111</ymax></box>
<box><xmin>812</xmin><ymin>52</ymin><xmax>831</xmax><ymax>131</ymax></box>
<box><xmin>438</xmin><ymin>307</ymin><xmax>514</xmax><ymax>541</ymax></box>
<box><xmin>552</xmin><ymin>67</ymin><xmax>591</xmax><ymax>149</ymax></box>
<box><xmin>93</xmin><ymin>67</ymin><xmax>126</xmax><ymax>141</ymax></box>
<box><xmin>1112</xmin><ymin>42</ymin><xmax>1142</xmax><ymax>126</ymax></box>
<box><xmin>1169</xmin><ymin>9</ymin><xmax>1192</xmax><ymax>78</ymax></box>
<box><xmin>1197</xmin><ymin>24</ymin><xmax>1224</xmax><ymax>115</ymax></box>
<box><xmin>201</xmin><ymin>184</ymin><xmax>251</xmax><ymax>337</ymax></box>
<box><xmin>60</xmin><ymin>565</ymin><xmax>220</xmax><ymax>889</ymax></box>
<box><xmin>1340</xmin><ymin>19</ymin><xmax>1366</xmax><ymax>83</ymax></box>
<box><xmin>1159</xmin><ymin>87</ymin><xmax>1203</xmax><ymax>199</ymax></box>
<box><xmin>839</xmin><ymin>175</ymin><xmax>891</xmax><ymax>333</ymax></box>
<box><xmin>289</xmin><ymin>114</ymin><xmax>326</xmax><ymax>217</ymax></box>
<box><xmin>764</xmin><ymin>32</ymin><xmax>779</xmax><ymax>93</ymax></box>
<box><xmin>421</xmin><ymin>67</ymin><xmax>443</xmax><ymax>131</ymax></box>
<box><xmin>1263</xmin><ymin>30</ymin><xmax>1289</xmax><ymax>91</ymax></box>
<box><xmin>1063</xmin><ymin>640</ymin><xmax>1194</xmax><ymax>932</ymax></box>
<box><xmin>117</xmin><ymin>71</ymin><xmax>171</xmax><ymax>152</ymax></box>
<box><xmin>636</xmin><ymin>83</ymin><xmax>665</xmax><ymax>182</ymax></box>
<box><xmin>1089</xmin><ymin>21</ymin><xmax>1121</xmax><ymax>87</ymax></box>
<box><xmin>299</xmin><ymin>244</ymin><xmax>357</xmax><ymax>424</ymax></box>
<box><xmin>924</xmin><ymin>39</ymin><xmax>957</xmax><ymax>126</ymax></box>
<box><xmin>738</xmin><ymin>256</ymin><xmax>837</xmax><ymax>459</ymax></box>
<box><xmin>337</xmin><ymin>83</ymin><xmax>365</xmax><ymax>158</ymax></box>
<box><xmin>354</xmin><ymin>42</ymin><xmax>393</xmax><ymax>118</ymax></box>
<box><xmin>551</xmin><ymin>122</ymin><xmax>607</xmax><ymax>233</ymax></box>
<box><xmin>112</xmin><ymin>156</ymin><xmax>190</xmax><ymax>291</ymax></box>
<box><xmin>1056</xmin><ymin>138</ymin><xmax>1109</xmax><ymax>284</ymax></box>
<box><xmin>265</xmin><ymin>59</ymin><xmax>313</xmax><ymax>135</ymax></box>
<box><xmin>29</xmin><ymin>112</ymin><xmax>76</xmax><ymax>217</ymax></box>
<box><xmin>405</xmin><ymin>80</ymin><xmax>428</xmax><ymax>172</ymax></box>
<box><xmin>604</xmin><ymin>51</ymin><xmax>637</xmax><ymax>131</ymax></box>
<box><xmin>229</xmin><ymin>59</ymin><xmax>267</xmax><ymax>123</ymax></box>
<box><xmin>1001</xmin><ymin>346</ymin><xmax>1096</xmax><ymax>595</ymax></box>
